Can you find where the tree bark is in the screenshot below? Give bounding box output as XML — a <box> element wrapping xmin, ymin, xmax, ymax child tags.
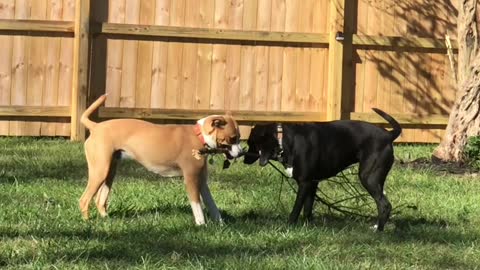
<box><xmin>433</xmin><ymin>0</ymin><xmax>480</xmax><ymax>163</ymax></box>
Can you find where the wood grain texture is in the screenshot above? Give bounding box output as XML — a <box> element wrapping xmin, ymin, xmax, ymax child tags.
<box><xmin>150</xmin><ymin>0</ymin><xmax>169</xmax><ymax>108</ymax></box>
<box><xmin>119</xmin><ymin>0</ymin><xmax>139</xmax><ymax>108</ymax></box>
<box><xmin>105</xmin><ymin>0</ymin><xmax>125</xmax><ymax>107</ymax></box>
<box><xmin>135</xmin><ymin>0</ymin><xmax>155</xmax><ymax>108</ymax></box>
<box><xmin>194</xmin><ymin>0</ymin><xmax>214</xmax><ymax>109</ymax></box>
<box><xmin>0</xmin><ymin>0</ymin><xmax>14</xmax><ymax>135</ymax></box>
<box><xmin>41</xmin><ymin>0</ymin><xmax>63</xmax><ymax>136</ymax></box>
<box><xmin>56</xmin><ymin>0</ymin><xmax>74</xmax><ymax>136</ymax></box>
<box><xmin>26</xmin><ymin>0</ymin><xmax>46</xmax><ymax>136</ymax></box>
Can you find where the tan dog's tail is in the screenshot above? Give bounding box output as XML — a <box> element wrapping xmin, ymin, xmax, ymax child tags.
<box><xmin>81</xmin><ymin>94</ymin><xmax>107</xmax><ymax>130</ymax></box>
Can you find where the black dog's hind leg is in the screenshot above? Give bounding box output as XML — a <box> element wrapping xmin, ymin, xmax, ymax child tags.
<box><xmin>359</xmin><ymin>151</ymin><xmax>393</xmax><ymax>231</ymax></box>
<box><xmin>303</xmin><ymin>181</ymin><xmax>319</xmax><ymax>222</ymax></box>
<box><xmin>289</xmin><ymin>180</ymin><xmax>315</xmax><ymax>224</ymax></box>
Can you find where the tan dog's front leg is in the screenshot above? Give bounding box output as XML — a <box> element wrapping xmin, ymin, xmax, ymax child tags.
<box><xmin>199</xmin><ymin>167</ymin><xmax>222</xmax><ymax>223</ymax></box>
<box><xmin>184</xmin><ymin>174</ymin><xmax>206</xmax><ymax>225</ymax></box>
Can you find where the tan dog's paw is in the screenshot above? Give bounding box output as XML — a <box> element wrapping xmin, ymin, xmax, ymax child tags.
<box><xmin>192</xmin><ymin>149</ymin><xmax>202</xmax><ymax>160</ymax></box>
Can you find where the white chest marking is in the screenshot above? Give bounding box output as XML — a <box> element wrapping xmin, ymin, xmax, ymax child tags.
<box><xmin>285</xmin><ymin>167</ymin><xmax>293</xmax><ymax>178</ymax></box>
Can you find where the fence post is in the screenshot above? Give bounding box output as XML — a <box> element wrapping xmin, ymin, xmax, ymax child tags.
<box><xmin>326</xmin><ymin>0</ymin><xmax>345</xmax><ymax>121</ymax></box>
<box><xmin>71</xmin><ymin>0</ymin><xmax>91</xmax><ymax>141</ymax></box>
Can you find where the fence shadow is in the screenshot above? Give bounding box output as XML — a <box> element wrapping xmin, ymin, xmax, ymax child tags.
<box><xmin>347</xmin><ymin>0</ymin><xmax>458</xmax><ymax>142</ymax></box>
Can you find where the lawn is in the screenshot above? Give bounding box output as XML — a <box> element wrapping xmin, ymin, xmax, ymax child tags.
<box><xmin>1</xmin><ymin>137</ymin><xmax>479</xmax><ymax>269</ymax></box>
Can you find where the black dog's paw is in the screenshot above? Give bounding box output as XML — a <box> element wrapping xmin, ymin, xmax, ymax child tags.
<box><xmin>223</xmin><ymin>159</ymin><xmax>231</xmax><ymax>169</ymax></box>
<box><xmin>218</xmin><ymin>210</ymin><xmax>236</xmax><ymax>223</ymax></box>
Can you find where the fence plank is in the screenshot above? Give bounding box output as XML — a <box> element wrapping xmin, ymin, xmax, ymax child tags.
<box><xmin>223</xmin><ymin>0</ymin><xmax>243</xmax><ymax>110</ymax></box>
<box><xmin>267</xmin><ymin>0</ymin><xmax>284</xmax><ymax>111</ymax></box>
<box><xmin>119</xmin><ymin>0</ymin><xmax>139</xmax><ymax>108</ymax></box>
<box><xmin>235</xmin><ymin>0</ymin><xmax>253</xmax><ymax>111</ymax></box>
<box><xmin>0</xmin><ymin>0</ymin><xmax>14</xmax><ymax>135</ymax></box>
<box><xmin>56</xmin><ymin>0</ymin><xmax>74</xmax><ymax>136</ymax></box>
<box><xmin>252</xmin><ymin>0</ymin><xmax>271</xmax><ymax>111</ymax></box>
<box><xmin>194</xmin><ymin>0</ymin><xmax>214</xmax><ymax>109</ymax></box>
<box><xmin>209</xmin><ymin>0</ymin><xmax>227</xmax><ymax>110</ymax></box>
<box><xmin>71</xmin><ymin>0</ymin><xmax>90</xmax><ymax>140</ymax></box>
<box><xmin>135</xmin><ymin>0</ymin><xmax>154</xmax><ymax>108</ymax></box>
<box><xmin>165</xmin><ymin>0</ymin><xmax>185</xmax><ymax>108</ymax></box>
<box><xmin>105</xmin><ymin>0</ymin><xmax>124</xmax><ymax>107</ymax></box>
<box><xmin>281</xmin><ymin>0</ymin><xmax>298</xmax><ymax>112</ymax></box>
<box><xmin>150</xmin><ymin>0</ymin><xmax>169</xmax><ymax>108</ymax></box>
<box><xmin>9</xmin><ymin>0</ymin><xmax>30</xmax><ymax>136</ymax></box>
<box><xmin>238</xmin><ymin>48</ymin><xmax>255</xmax><ymax>109</ymax></box>
<box><xmin>326</xmin><ymin>0</ymin><xmax>344</xmax><ymax>120</ymax></box>
<box><xmin>308</xmin><ymin>0</ymin><xmax>324</xmax><ymax>113</ymax></box>
<box><xmin>42</xmin><ymin>0</ymin><xmax>63</xmax><ymax>136</ymax></box>
<box><xmin>363</xmin><ymin>51</ymin><xmax>377</xmax><ymax>112</ymax></box>
<box><xmin>181</xmin><ymin>0</ymin><xmax>199</xmax><ymax>109</ymax></box>
<box><xmin>26</xmin><ymin>0</ymin><xmax>46</xmax><ymax>136</ymax></box>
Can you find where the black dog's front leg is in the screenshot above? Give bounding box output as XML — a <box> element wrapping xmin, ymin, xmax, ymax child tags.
<box><xmin>302</xmin><ymin>181</ymin><xmax>319</xmax><ymax>222</ymax></box>
<box><xmin>288</xmin><ymin>180</ymin><xmax>312</xmax><ymax>224</ymax></box>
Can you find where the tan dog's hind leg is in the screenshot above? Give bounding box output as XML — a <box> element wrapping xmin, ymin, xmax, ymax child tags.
<box><xmin>184</xmin><ymin>173</ymin><xmax>206</xmax><ymax>225</ymax></box>
<box><xmin>94</xmin><ymin>156</ymin><xmax>119</xmax><ymax>217</ymax></box>
<box><xmin>199</xmin><ymin>169</ymin><xmax>222</xmax><ymax>222</ymax></box>
<box><xmin>79</xmin><ymin>139</ymin><xmax>113</xmax><ymax>220</ymax></box>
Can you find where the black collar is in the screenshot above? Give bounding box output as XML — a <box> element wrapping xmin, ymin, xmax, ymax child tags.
<box><xmin>275</xmin><ymin>123</ymin><xmax>284</xmax><ymax>162</ymax></box>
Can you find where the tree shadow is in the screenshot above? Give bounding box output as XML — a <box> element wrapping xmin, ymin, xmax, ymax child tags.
<box><xmin>346</xmin><ymin>1</ymin><xmax>459</xmax><ymax>141</ymax></box>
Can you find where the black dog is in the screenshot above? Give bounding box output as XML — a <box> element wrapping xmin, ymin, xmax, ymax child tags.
<box><xmin>244</xmin><ymin>108</ymin><xmax>401</xmax><ymax>231</ymax></box>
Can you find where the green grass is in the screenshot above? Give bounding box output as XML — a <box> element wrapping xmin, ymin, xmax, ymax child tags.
<box><xmin>1</xmin><ymin>138</ymin><xmax>480</xmax><ymax>269</ymax></box>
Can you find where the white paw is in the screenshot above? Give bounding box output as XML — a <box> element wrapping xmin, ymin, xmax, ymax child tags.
<box><xmin>285</xmin><ymin>167</ymin><xmax>293</xmax><ymax>178</ymax></box>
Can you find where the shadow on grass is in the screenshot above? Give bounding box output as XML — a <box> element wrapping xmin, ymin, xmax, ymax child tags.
<box><xmin>1</xmin><ymin>212</ymin><xmax>478</xmax><ymax>269</ymax></box>
<box><xmin>107</xmin><ymin>203</ymin><xmax>193</xmax><ymax>219</ymax></box>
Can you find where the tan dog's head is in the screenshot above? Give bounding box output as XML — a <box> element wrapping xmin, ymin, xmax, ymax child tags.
<box><xmin>197</xmin><ymin>113</ymin><xmax>243</xmax><ymax>158</ymax></box>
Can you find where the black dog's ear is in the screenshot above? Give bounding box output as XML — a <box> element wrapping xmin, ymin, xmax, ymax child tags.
<box><xmin>250</xmin><ymin>124</ymin><xmax>274</xmax><ymax>138</ymax></box>
<box><xmin>243</xmin><ymin>151</ymin><xmax>259</xmax><ymax>164</ymax></box>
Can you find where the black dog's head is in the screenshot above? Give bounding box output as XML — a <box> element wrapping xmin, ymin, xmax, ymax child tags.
<box><xmin>243</xmin><ymin>124</ymin><xmax>280</xmax><ymax>167</ymax></box>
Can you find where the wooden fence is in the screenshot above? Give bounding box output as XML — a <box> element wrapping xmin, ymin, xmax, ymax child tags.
<box><xmin>0</xmin><ymin>0</ymin><xmax>458</xmax><ymax>142</ymax></box>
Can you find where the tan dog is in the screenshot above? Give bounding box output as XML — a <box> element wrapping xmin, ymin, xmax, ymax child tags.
<box><xmin>78</xmin><ymin>95</ymin><xmax>242</xmax><ymax>225</ymax></box>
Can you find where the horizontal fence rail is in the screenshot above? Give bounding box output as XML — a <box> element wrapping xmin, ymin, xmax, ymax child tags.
<box><xmin>0</xmin><ymin>106</ymin><xmax>71</xmax><ymax>117</ymax></box>
<box><xmin>350</xmin><ymin>112</ymin><xmax>449</xmax><ymax>126</ymax></box>
<box><xmin>99</xmin><ymin>108</ymin><xmax>327</xmax><ymax>123</ymax></box>
<box><xmin>99</xmin><ymin>23</ymin><xmax>330</xmax><ymax>45</ymax></box>
<box><xmin>352</xmin><ymin>35</ymin><xmax>458</xmax><ymax>50</ymax></box>
<box><xmin>0</xmin><ymin>19</ymin><xmax>74</xmax><ymax>33</ymax></box>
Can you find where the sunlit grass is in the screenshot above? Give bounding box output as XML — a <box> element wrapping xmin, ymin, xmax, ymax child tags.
<box><xmin>0</xmin><ymin>138</ymin><xmax>479</xmax><ymax>269</ymax></box>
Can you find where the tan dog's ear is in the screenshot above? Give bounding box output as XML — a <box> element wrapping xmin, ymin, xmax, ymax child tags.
<box><xmin>212</xmin><ymin>117</ymin><xmax>227</xmax><ymax>128</ymax></box>
<box><xmin>205</xmin><ymin>116</ymin><xmax>227</xmax><ymax>134</ymax></box>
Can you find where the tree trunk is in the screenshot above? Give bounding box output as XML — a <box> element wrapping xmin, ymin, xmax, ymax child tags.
<box><xmin>433</xmin><ymin>0</ymin><xmax>480</xmax><ymax>163</ymax></box>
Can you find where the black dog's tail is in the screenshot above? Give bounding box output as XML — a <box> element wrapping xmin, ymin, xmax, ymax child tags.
<box><xmin>372</xmin><ymin>108</ymin><xmax>402</xmax><ymax>141</ymax></box>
